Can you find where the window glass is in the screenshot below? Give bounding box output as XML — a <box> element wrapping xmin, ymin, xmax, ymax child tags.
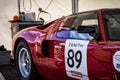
<box><xmin>71</xmin><ymin>12</ymin><xmax>98</xmax><ymax>30</ymax></box>
<box><xmin>59</xmin><ymin>16</ymin><xmax>77</xmax><ymax>30</ymax></box>
<box><xmin>58</xmin><ymin>11</ymin><xmax>99</xmax><ymax>40</ymax></box>
<box><xmin>82</xmin><ymin>19</ymin><xmax>98</xmax><ymax>25</ymax></box>
<box><xmin>103</xmin><ymin>9</ymin><xmax>120</xmax><ymax>40</ymax></box>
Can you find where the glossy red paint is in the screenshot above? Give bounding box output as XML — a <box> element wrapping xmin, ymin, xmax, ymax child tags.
<box><xmin>12</xmin><ymin>9</ymin><xmax>120</xmax><ymax>80</ymax></box>
<box><xmin>98</xmin><ymin>10</ymin><xmax>107</xmax><ymax>41</ymax></box>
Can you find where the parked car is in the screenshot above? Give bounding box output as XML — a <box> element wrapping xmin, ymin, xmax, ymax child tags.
<box><xmin>12</xmin><ymin>8</ymin><xmax>120</xmax><ymax>80</ymax></box>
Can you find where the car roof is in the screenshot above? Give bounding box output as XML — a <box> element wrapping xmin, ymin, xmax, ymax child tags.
<box><xmin>68</xmin><ymin>8</ymin><xmax>120</xmax><ymax>17</ymax></box>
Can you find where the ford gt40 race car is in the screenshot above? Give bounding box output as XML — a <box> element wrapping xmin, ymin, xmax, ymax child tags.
<box><xmin>12</xmin><ymin>8</ymin><xmax>120</xmax><ymax>80</ymax></box>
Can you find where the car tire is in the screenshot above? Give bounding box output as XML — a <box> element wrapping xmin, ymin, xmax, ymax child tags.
<box><xmin>16</xmin><ymin>40</ymin><xmax>40</xmax><ymax>80</ymax></box>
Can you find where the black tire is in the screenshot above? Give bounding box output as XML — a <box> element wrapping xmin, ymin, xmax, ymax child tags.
<box><xmin>15</xmin><ymin>40</ymin><xmax>40</xmax><ymax>80</ymax></box>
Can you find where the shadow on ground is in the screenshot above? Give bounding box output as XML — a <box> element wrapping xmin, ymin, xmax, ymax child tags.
<box><xmin>0</xmin><ymin>64</ymin><xmax>18</xmax><ymax>80</ymax></box>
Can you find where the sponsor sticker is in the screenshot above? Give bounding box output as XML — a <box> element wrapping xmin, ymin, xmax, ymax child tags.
<box><xmin>113</xmin><ymin>51</ymin><xmax>120</xmax><ymax>72</ymax></box>
<box><xmin>64</xmin><ymin>39</ymin><xmax>89</xmax><ymax>80</ymax></box>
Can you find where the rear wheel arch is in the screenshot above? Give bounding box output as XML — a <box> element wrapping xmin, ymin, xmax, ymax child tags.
<box><xmin>15</xmin><ymin>39</ymin><xmax>42</xmax><ymax>80</ymax></box>
<box><xmin>14</xmin><ymin>38</ymin><xmax>27</xmax><ymax>59</ymax></box>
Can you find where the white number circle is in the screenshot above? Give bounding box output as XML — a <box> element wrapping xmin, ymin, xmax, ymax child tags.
<box><xmin>113</xmin><ymin>51</ymin><xmax>120</xmax><ymax>72</ymax></box>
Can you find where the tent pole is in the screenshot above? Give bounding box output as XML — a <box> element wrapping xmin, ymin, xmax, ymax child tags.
<box><xmin>72</xmin><ymin>0</ymin><xmax>78</xmax><ymax>14</ymax></box>
<box><xmin>17</xmin><ymin>0</ymin><xmax>21</xmax><ymax>16</ymax></box>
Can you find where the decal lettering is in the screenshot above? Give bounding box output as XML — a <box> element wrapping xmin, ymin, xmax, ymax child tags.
<box><xmin>68</xmin><ymin>43</ymin><xmax>83</xmax><ymax>47</ymax></box>
<box><xmin>71</xmin><ymin>70</ymin><xmax>82</xmax><ymax>78</ymax></box>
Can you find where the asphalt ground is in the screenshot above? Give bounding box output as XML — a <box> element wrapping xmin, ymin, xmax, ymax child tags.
<box><xmin>0</xmin><ymin>64</ymin><xmax>18</xmax><ymax>80</ymax></box>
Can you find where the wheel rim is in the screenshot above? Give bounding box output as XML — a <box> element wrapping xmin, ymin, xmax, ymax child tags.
<box><xmin>18</xmin><ymin>48</ymin><xmax>31</xmax><ymax>78</ymax></box>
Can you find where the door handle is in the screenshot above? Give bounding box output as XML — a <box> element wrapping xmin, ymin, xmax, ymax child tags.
<box><xmin>54</xmin><ymin>45</ymin><xmax>62</xmax><ymax>49</ymax></box>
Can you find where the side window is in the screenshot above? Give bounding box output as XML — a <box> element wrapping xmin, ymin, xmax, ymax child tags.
<box><xmin>59</xmin><ymin>16</ymin><xmax>77</xmax><ymax>30</ymax></box>
<box><xmin>57</xmin><ymin>11</ymin><xmax>101</xmax><ymax>40</ymax></box>
<box><xmin>82</xmin><ymin>19</ymin><xmax>98</xmax><ymax>26</ymax></box>
<box><xmin>57</xmin><ymin>16</ymin><xmax>77</xmax><ymax>39</ymax></box>
<box><xmin>106</xmin><ymin>16</ymin><xmax>120</xmax><ymax>39</ymax></box>
<box><xmin>103</xmin><ymin>10</ymin><xmax>120</xmax><ymax>40</ymax></box>
<box><xmin>71</xmin><ymin>12</ymin><xmax>100</xmax><ymax>40</ymax></box>
<box><xmin>72</xmin><ymin>12</ymin><xmax>98</xmax><ymax>30</ymax></box>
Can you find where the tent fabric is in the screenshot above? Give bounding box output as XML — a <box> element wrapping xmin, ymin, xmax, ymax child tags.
<box><xmin>0</xmin><ymin>0</ymin><xmax>120</xmax><ymax>50</ymax></box>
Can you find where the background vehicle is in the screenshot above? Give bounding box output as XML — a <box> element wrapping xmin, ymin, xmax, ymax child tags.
<box><xmin>12</xmin><ymin>8</ymin><xmax>120</xmax><ymax>80</ymax></box>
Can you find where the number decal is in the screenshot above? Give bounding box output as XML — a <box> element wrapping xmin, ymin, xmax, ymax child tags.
<box><xmin>65</xmin><ymin>39</ymin><xmax>89</xmax><ymax>80</ymax></box>
<box><xmin>67</xmin><ymin>49</ymin><xmax>74</xmax><ymax>67</ymax></box>
<box><xmin>67</xmin><ymin>50</ymin><xmax>82</xmax><ymax>69</ymax></box>
<box><xmin>75</xmin><ymin>51</ymin><xmax>82</xmax><ymax>68</ymax></box>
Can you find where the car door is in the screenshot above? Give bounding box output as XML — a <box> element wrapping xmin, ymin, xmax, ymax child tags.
<box><xmin>102</xmin><ymin>9</ymin><xmax>120</xmax><ymax>80</ymax></box>
<box><xmin>52</xmin><ymin>11</ymin><xmax>110</xmax><ymax>80</ymax></box>
<box><xmin>55</xmin><ymin>11</ymin><xmax>113</xmax><ymax>80</ymax></box>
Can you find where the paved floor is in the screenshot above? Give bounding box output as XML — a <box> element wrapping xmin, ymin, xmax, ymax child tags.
<box><xmin>0</xmin><ymin>72</ymin><xmax>5</xmax><ymax>80</ymax></box>
<box><xmin>0</xmin><ymin>64</ymin><xmax>18</xmax><ymax>80</ymax></box>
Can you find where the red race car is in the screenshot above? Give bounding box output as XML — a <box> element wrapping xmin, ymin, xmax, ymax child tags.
<box><xmin>12</xmin><ymin>8</ymin><xmax>120</xmax><ymax>80</ymax></box>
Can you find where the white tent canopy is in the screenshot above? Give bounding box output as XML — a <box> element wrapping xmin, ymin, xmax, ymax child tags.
<box><xmin>0</xmin><ymin>0</ymin><xmax>120</xmax><ymax>50</ymax></box>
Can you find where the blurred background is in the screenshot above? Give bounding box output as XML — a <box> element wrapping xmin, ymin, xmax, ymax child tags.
<box><xmin>0</xmin><ymin>0</ymin><xmax>120</xmax><ymax>50</ymax></box>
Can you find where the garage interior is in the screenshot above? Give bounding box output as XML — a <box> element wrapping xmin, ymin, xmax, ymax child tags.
<box><xmin>0</xmin><ymin>0</ymin><xmax>120</xmax><ymax>80</ymax></box>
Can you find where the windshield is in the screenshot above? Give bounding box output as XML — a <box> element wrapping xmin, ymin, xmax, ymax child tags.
<box><xmin>103</xmin><ymin>9</ymin><xmax>120</xmax><ymax>40</ymax></box>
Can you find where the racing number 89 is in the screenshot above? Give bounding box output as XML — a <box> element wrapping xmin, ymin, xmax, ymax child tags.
<box><xmin>67</xmin><ymin>49</ymin><xmax>82</xmax><ymax>68</ymax></box>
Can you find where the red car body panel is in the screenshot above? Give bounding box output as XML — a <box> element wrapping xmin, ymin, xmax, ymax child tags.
<box><xmin>12</xmin><ymin>9</ymin><xmax>120</xmax><ymax>80</ymax></box>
